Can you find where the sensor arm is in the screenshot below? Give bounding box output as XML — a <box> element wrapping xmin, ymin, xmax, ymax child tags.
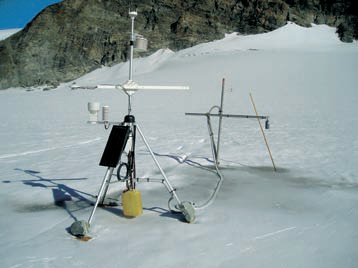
<box><xmin>96</xmin><ymin>81</ymin><xmax>189</xmax><ymax>93</ymax></box>
<box><xmin>185</xmin><ymin>112</ymin><xmax>268</xmax><ymax>120</ymax></box>
<box><xmin>96</xmin><ymin>84</ymin><xmax>119</xmax><ymax>90</ymax></box>
<box><xmin>72</xmin><ymin>83</ymin><xmax>189</xmax><ymax>91</ymax></box>
<box><xmin>133</xmin><ymin>85</ymin><xmax>190</xmax><ymax>90</ymax></box>
<box><xmin>120</xmin><ymin>80</ymin><xmax>189</xmax><ymax>91</ymax></box>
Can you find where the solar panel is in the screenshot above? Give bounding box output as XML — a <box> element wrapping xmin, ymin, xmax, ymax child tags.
<box><xmin>99</xmin><ymin>125</ymin><xmax>130</xmax><ymax>167</ymax></box>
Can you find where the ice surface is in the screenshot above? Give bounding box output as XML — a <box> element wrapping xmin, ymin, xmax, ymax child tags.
<box><xmin>1</xmin><ymin>23</ymin><xmax>358</xmax><ymax>268</ymax></box>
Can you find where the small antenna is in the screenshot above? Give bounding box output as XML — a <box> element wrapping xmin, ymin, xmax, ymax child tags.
<box><xmin>128</xmin><ymin>0</ymin><xmax>137</xmax><ymax>13</ymax></box>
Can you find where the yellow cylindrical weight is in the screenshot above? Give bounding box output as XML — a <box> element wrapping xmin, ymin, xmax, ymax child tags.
<box><xmin>122</xmin><ymin>189</ymin><xmax>143</xmax><ymax>217</ymax></box>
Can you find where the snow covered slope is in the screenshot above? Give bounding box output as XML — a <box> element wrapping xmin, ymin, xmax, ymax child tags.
<box><xmin>0</xmin><ymin>28</ymin><xmax>21</xmax><ymax>40</ymax></box>
<box><xmin>1</xmin><ymin>23</ymin><xmax>358</xmax><ymax>268</ymax></box>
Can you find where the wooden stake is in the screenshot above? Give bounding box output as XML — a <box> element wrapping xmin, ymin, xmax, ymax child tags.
<box><xmin>249</xmin><ymin>93</ymin><xmax>277</xmax><ymax>172</ymax></box>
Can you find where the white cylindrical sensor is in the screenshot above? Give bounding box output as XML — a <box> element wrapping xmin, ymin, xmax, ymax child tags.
<box><xmin>88</xmin><ymin>102</ymin><xmax>100</xmax><ymax>123</ymax></box>
<box><xmin>102</xmin><ymin>105</ymin><xmax>109</xmax><ymax>122</ymax></box>
<box><xmin>135</xmin><ymin>36</ymin><xmax>148</xmax><ymax>51</ymax></box>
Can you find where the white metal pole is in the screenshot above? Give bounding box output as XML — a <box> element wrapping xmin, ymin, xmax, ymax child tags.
<box><xmin>127</xmin><ymin>11</ymin><xmax>137</xmax><ymax>115</ymax></box>
<box><xmin>128</xmin><ymin>95</ymin><xmax>132</xmax><ymax>115</ymax></box>
<box><xmin>206</xmin><ymin>114</ymin><xmax>218</xmax><ymax>164</ymax></box>
<box><xmin>129</xmin><ymin>15</ymin><xmax>135</xmax><ymax>81</ymax></box>
<box><xmin>216</xmin><ymin>78</ymin><xmax>225</xmax><ymax>165</ymax></box>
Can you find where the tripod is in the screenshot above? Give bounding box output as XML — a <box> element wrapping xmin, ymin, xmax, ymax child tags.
<box><xmin>93</xmin><ymin>112</ymin><xmax>189</xmax><ymax>215</ymax></box>
<box><xmin>87</xmin><ymin>113</ymin><xmax>195</xmax><ymax>224</ymax></box>
<box><xmin>70</xmin><ymin>113</ymin><xmax>195</xmax><ymax>237</ymax></box>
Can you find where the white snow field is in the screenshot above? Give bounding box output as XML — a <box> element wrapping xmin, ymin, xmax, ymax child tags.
<box><xmin>1</xmin><ymin>23</ymin><xmax>358</xmax><ymax>267</ymax></box>
<box><xmin>0</xmin><ymin>28</ymin><xmax>21</xmax><ymax>40</ymax></box>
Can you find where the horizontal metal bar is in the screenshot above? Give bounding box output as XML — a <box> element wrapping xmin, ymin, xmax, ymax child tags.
<box><xmin>136</xmin><ymin>85</ymin><xmax>189</xmax><ymax>90</ymax></box>
<box><xmin>185</xmin><ymin>112</ymin><xmax>268</xmax><ymax>120</ymax></box>
<box><xmin>87</xmin><ymin>121</ymin><xmax>121</xmax><ymax>125</ymax></box>
<box><xmin>121</xmin><ymin>80</ymin><xmax>190</xmax><ymax>91</ymax></box>
<box><xmin>71</xmin><ymin>85</ymin><xmax>98</xmax><ymax>90</ymax></box>
<box><xmin>97</xmin><ymin>84</ymin><xmax>121</xmax><ymax>90</ymax></box>
<box><xmin>122</xmin><ymin>85</ymin><xmax>190</xmax><ymax>91</ymax></box>
<box><xmin>71</xmin><ymin>84</ymin><xmax>120</xmax><ymax>90</ymax></box>
<box><xmin>135</xmin><ymin>177</ymin><xmax>165</xmax><ymax>183</ymax></box>
<box><xmin>72</xmin><ymin>83</ymin><xmax>189</xmax><ymax>91</ymax></box>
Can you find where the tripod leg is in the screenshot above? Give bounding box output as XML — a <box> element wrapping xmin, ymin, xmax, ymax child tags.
<box><xmin>69</xmin><ymin>167</ymin><xmax>114</xmax><ymax>237</ymax></box>
<box><xmin>136</xmin><ymin>124</ymin><xmax>195</xmax><ymax>223</ymax></box>
<box><xmin>136</xmin><ymin>124</ymin><xmax>181</xmax><ymax>204</ymax></box>
<box><xmin>88</xmin><ymin>167</ymin><xmax>114</xmax><ymax>225</ymax></box>
<box><xmin>99</xmin><ymin>171</ymin><xmax>113</xmax><ymax>205</ymax></box>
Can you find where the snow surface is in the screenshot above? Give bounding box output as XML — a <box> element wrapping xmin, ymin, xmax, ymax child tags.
<box><xmin>1</xmin><ymin>23</ymin><xmax>358</xmax><ymax>267</ymax></box>
<box><xmin>0</xmin><ymin>28</ymin><xmax>21</xmax><ymax>40</ymax></box>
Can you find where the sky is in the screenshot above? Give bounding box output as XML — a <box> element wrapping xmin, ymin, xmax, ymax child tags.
<box><xmin>0</xmin><ymin>0</ymin><xmax>62</xmax><ymax>30</ymax></box>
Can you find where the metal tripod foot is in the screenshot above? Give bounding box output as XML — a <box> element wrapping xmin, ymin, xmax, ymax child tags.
<box><xmin>70</xmin><ymin>167</ymin><xmax>114</xmax><ymax>236</ymax></box>
<box><xmin>178</xmin><ymin>201</ymin><xmax>196</xmax><ymax>223</ymax></box>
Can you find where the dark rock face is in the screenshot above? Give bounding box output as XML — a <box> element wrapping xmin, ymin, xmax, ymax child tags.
<box><xmin>0</xmin><ymin>0</ymin><xmax>131</xmax><ymax>88</ymax></box>
<box><xmin>0</xmin><ymin>0</ymin><xmax>357</xmax><ymax>89</ymax></box>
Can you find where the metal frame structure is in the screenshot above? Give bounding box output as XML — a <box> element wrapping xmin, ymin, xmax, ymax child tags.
<box><xmin>70</xmin><ymin>11</ymin><xmax>195</xmax><ymax>237</ymax></box>
<box><xmin>87</xmin><ymin>114</ymin><xmax>189</xmax><ymax>226</ymax></box>
<box><xmin>185</xmin><ymin>78</ymin><xmax>271</xmax><ymax>166</ymax></box>
<box><xmin>88</xmin><ymin>10</ymin><xmax>194</xmax><ymax>223</ymax></box>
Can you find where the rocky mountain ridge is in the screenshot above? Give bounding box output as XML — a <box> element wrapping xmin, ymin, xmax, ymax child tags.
<box><xmin>0</xmin><ymin>0</ymin><xmax>357</xmax><ymax>89</ymax></box>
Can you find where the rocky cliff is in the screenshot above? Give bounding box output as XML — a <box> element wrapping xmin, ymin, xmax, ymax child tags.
<box><xmin>0</xmin><ymin>0</ymin><xmax>357</xmax><ymax>89</ymax></box>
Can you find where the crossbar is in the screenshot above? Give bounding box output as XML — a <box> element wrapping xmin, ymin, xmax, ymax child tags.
<box><xmin>185</xmin><ymin>112</ymin><xmax>268</xmax><ymax>120</ymax></box>
<box><xmin>121</xmin><ymin>80</ymin><xmax>189</xmax><ymax>91</ymax></box>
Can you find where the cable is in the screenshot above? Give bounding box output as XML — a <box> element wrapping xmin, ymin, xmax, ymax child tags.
<box><xmin>193</xmin><ymin>109</ymin><xmax>224</xmax><ymax>210</ymax></box>
<box><xmin>117</xmin><ymin>162</ymin><xmax>129</xmax><ymax>181</ymax></box>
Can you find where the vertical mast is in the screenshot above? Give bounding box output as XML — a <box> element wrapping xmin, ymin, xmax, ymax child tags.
<box><xmin>129</xmin><ymin>11</ymin><xmax>137</xmax><ymax>81</ymax></box>
<box><xmin>127</xmin><ymin>11</ymin><xmax>137</xmax><ymax>115</ymax></box>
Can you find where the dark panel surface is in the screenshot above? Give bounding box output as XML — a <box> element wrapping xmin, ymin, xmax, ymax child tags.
<box><xmin>99</xmin><ymin>125</ymin><xmax>130</xmax><ymax>167</ymax></box>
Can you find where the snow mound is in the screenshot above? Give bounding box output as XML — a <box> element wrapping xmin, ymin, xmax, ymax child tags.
<box><xmin>74</xmin><ymin>48</ymin><xmax>174</xmax><ymax>86</ymax></box>
<box><xmin>177</xmin><ymin>22</ymin><xmax>345</xmax><ymax>57</ymax></box>
<box><xmin>73</xmin><ymin>22</ymin><xmax>354</xmax><ymax>86</ymax></box>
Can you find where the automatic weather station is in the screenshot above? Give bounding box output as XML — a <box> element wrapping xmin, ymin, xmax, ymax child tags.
<box><xmin>69</xmin><ymin>11</ymin><xmax>276</xmax><ymax>239</ymax></box>
<box><xmin>70</xmin><ymin>11</ymin><xmax>195</xmax><ymax>238</ymax></box>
